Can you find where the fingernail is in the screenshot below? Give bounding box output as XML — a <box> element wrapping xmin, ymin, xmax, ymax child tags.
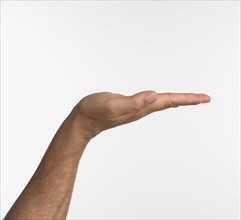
<box><xmin>145</xmin><ymin>93</ymin><xmax>157</xmax><ymax>104</ymax></box>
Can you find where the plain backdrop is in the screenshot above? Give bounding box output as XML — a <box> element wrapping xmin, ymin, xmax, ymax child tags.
<box><xmin>1</xmin><ymin>1</ymin><xmax>240</xmax><ymax>219</ymax></box>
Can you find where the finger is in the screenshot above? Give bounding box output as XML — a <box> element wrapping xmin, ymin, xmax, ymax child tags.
<box><xmin>151</xmin><ymin>93</ymin><xmax>211</xmax><ymax>111</ymax></box>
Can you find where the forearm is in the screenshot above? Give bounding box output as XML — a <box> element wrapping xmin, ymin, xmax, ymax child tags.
<box><xmin>4</xmin><ymin>106</ymin><xmax>93</xmax><ymax>220</ymax></box>
<box><xmin>4</xmin><ymin>91</ymin><xmax>211</xmax><ymax>219</ymax></box>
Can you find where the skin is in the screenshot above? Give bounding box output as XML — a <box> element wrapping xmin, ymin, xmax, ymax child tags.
<box><xmin>4</xmin><ymin>90</ymin><xmax>211</xmax><ymax>220</ymax></box>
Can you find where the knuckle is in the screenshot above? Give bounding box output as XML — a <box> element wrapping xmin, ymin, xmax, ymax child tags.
<box><xmin>133</xmin><ymin>100</ymin><xmax>141</xmax><ymax>110</ymax></box>
<box><xmin>166</xmin><ymin>92</ymin><xmax>173</xmax><ymax>108</ymax></box>
<box><xmin>105</xmin><ymin>100</ymin><xmax>116</xmax><ymax>115</ymax></box>
<box><xmin>105</xmin><ymin>99</ymin><xmax>119</xmax><ymax>117</ymax></box>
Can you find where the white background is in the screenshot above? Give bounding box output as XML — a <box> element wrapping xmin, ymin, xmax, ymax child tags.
<box><xmin>1</xmin><ymin>1</ymin><xmax>240</xmax><ymax>219</ymax></box>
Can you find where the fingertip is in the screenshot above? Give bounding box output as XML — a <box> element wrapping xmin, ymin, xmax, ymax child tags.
<box><xmin>202</xmin><ymin>94</ymin><xmax>211</xmax><ymax>103</ymax></box>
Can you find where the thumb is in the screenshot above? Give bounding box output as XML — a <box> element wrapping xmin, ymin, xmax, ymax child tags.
<box><xmin>113</xmin><ymin>91</ymin><xmax>158</xmax><ymax>115</ymax></box>
<box><xmin>143</xmin><ymin>91</ymin><xmax>158</xmax><ymax>104</ymax></box>
<box><xmin>130</xmin><ymin>90</ymin><xmax>158</xmax><ymax>109</ymax></box>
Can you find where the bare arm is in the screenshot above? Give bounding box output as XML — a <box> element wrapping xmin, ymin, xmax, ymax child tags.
<box><xmin>4</xmin><ymin>91</ymin><xmax>210</xmax><ymax>219</ymax></box>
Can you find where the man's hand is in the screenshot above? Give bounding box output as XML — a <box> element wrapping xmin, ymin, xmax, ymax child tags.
<box><xmin>75</xmin><ymin>91</ymin><xmax>211</xmax><ymax>138</ymax></box>
<box><xmin>4</xmin><ymin>90</ymin><xmax>210</xmax><ymax>220</ymax></box>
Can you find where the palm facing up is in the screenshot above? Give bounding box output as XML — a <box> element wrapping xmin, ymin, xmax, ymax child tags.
<box><xmin>76</xmin><ymin>90</ymin><xmax>211</xmax><ymax>137</ymax></box>
<box><xmin>4</xmin><ymin>90</ymin><xmax>211</xmax><ymax>220</ymax></box>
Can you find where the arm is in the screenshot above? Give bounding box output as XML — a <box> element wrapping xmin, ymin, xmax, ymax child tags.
<box><xmin>4</xmin><ymin>91</ymin><xmax>210</xmax><ymax>219</ymax></box>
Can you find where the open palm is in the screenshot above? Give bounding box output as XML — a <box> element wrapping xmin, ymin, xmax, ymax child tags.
<box><xmin>76</xmin><ymin>90</ymin><xmax>211</xmax><ymax>137</ymax></box>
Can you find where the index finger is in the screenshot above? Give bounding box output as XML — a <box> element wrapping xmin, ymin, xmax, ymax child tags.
<box><xmin>151</xmin><ymin>93</ymin><xmax>211</xmax><ymax>111</ymax></box>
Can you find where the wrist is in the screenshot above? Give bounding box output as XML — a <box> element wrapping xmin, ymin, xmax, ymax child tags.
<box><xmin>69</xmin><ymin>105</ymin><xmax>101</xmax><ymax>140</ymax></box>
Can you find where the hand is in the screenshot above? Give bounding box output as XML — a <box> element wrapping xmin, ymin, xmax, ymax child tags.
<box><xmin>74</xmin><ymin>91</ymin><xmax>211</xmax><ymax>138</ymax></box>
<box><xmin>3</xmin><ymin>90</ymin><xmax>210</xmax><ymax>220</ymax></box>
